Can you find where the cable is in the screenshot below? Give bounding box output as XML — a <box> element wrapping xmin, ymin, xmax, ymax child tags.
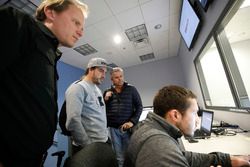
<box><xmin>223</xmin><ymin>129</ymin><xmax>236</xmax><ymax>136</ymax></box>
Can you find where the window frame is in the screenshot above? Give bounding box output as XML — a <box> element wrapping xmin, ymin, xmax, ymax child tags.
<box><xmin>194</xmin><ymin>0</ymin><xmax>250</xmax><ymax>113</ymax></box>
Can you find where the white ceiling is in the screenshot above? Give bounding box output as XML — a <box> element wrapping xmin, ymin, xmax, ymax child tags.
<box><xmin>225</xmin><ymin>5</ymin><xmax>250</xmax><ymax>44</ymax></box>
<box><xmin>58</xmin><ymin>0</ymin><xmax>182</xmax><ymax>69</ymax></box>
<box><xmin>3</xmin><ymin>0</ymin><xmax>250</xmax><ymax>70</ymax></box>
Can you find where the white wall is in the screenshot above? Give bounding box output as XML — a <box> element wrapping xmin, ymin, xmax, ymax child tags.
<box><xmin>178</xmin><ymin>0</ymin><xmax>250</xmax><ymax>130</ymax></box>
<box><xmin>100</xmin><ymin>56</ymin><xmax>186</xmax><ymax>106</ymax></box>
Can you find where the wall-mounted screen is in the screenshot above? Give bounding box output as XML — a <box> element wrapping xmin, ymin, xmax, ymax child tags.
<box><xmin>179</xmin><ymin>0</ymin><xmax>201</xmax><ymax>50</ymax></box>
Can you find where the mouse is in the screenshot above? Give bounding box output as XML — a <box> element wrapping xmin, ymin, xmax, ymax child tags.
<box><xmin>188</xmin><ymin>138</ymin><xmax>199</xmax><ymax>143</ymax></box>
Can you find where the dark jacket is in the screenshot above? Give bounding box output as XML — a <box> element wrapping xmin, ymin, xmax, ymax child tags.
<box><xmin>104</xmin><ymin>82</ymin><xmax>143</xmax><ymax>128</ymax></box>
<box><xmin>0</xmin><ymin>7</ymin><xmax>60</xmax><ymax>159</ymax></box>
<box><xmin>124</xmin><ymin>112</ymin><xmax>231</xmax><ymax>167</ymax></box>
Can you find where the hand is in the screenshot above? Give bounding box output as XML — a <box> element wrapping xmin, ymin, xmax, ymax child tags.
<box><xmin>230</xmin><ymin>155</ymin><xmax>250</xmax><ymax>167</ymax></box>
<box><xmin>104</xmin><ymin>91</ymin><xmax>113</xmax><ymax>101</ymax></box>
<box><xmin>121</xmin><ymin>121</ymin><xmax>134</xmax><ymax>130</ymax></box>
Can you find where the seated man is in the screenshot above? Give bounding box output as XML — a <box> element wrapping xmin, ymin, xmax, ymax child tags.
<box><xmin>124</xmin><ymin>85</ymin><xmax>250</xmax><ymax>167</ymax></box>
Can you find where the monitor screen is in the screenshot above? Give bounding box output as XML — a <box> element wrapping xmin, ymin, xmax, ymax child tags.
<box><xmin>201</xmin><ymin>110</ymin><xmax>213</xmax><ymax>133</ymax></box>
<box><xmin>179</xmin><ymin>0</ymin><xmax>201</xmax><ymax>49</ymax></box>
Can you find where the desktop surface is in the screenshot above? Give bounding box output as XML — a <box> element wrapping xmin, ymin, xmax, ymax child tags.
<box><xmin>182</xmin><ymin>132</ymin><xmax>250</xmax><ymax>155</ymax></box>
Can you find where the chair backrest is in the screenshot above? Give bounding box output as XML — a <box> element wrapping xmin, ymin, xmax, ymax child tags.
<box><xmin>65</xmin><ymin>142</ymin><xmax>118</xmax><ymax>167</ymax></box>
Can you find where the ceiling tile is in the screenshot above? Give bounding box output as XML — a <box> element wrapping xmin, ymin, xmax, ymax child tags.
<box><xmin>139</xmin><ymin>0</ymin><xmax>153</xmax><ymax>5</ymax></box>
<box><xmin>141</xmin><ymin>0</ymin><xmax>170</xmax><ymax>23</ymax></box>
<box><xmin>90</xmin><ymin>37</ymin><xmax>114</xmax><ymax>51</ymax></box>
<box><xmin>93</xmin><ymin>16</ymin><xmax>123</xmax><ymax>37</ymax></box>
<box><xmin>150</xmin><ymin>30</ymin><xmax>169</xmax><ymax>53</ymax></box>
<box><xmin>116</xmin><ymin>6</ymin><xmax>144</xmax><ymax>29</ymax></box>
<box><xmin>135</xmin><ymin>45</ymin><xmax>153</xmax><ymax>55</ymax></box>
<box><xmin>154</xmin><ymin>48</ymin><xmax>169</xmax><ymax>59</ymax></box>
<box><xmin>76</xmin><ymin>25</ymin><xmax>105</xmax><ymax>45</ymax></box>
<box><xmin>84</xmin><ymin>0</ymin><xmax>113</xmax><ymax>26</ymax></box>
<box><xmin>105</xmin><ymin>0</ymin><xmax>139</xmax><ymax>14</ymax></box>
<box><xmin>146</xmin><ymin>16</ymin><xmax>169</xmax><ymax>35</ymax></box>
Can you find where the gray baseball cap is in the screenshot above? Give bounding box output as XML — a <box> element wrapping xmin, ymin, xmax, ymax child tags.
<box><xmin>87</xmin><ymin>57</ymin><xmax>110</xmax><ymax>69</ymax></box>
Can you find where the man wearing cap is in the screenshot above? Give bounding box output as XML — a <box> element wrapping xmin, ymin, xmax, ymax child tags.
<box><xmin>65</xmin><ymin>57</ymin><xmax>110</xmax><ymax>155</ymax></box>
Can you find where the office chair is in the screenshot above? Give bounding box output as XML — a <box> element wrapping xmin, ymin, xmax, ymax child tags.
<box><xmin>52</xmin><ymin>151</ymin><xmax>65</xmax><ymax>167</ymax></box>
<box><xmin>41</xmin><ymin>150</ymin><xmax>65</xmax><ymax>167</ymax></box>
<box><xmin>65</xmin><ymin>142</ymin><xmax>118</xmax><ymax>167</ymax></box>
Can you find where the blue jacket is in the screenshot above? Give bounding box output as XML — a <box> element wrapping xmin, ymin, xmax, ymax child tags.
<box><xmin>104</xmin><ymin>82</ymin><xmax>143</xmax><ymax>128</ymax></box>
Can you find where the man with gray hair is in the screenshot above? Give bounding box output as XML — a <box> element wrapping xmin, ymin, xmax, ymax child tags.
<box><xmin>66</xmin><ymin>57</ymin><xmax>110</xmax><ymax>155</ymax></box>
<box><xmin>104</xmin><ymin>67</ymin><xmax>143</xmax><ymax>167</ymax></box>
<box><xmin>0</xmin><ymin>0</ymin><xmax>88</xmax><ymax>166</ymax></box>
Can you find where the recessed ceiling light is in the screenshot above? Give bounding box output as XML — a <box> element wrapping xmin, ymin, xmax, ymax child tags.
<box><xmin>114</xmin><ymin>35</ymin><xmax>122</xmax><ymax>44</ymax></box>
<box><xmin>154</xmin><ymin>24</ymin><xmax>162</xmax><ymax>30</ymax></box>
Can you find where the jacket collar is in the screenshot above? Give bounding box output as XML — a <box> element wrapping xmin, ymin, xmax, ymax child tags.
<box><xmin>146</xmin><ymin>112</ymin><xmax>183</xmax><ymax>140</ymax></box>
<box><xmin>36</xmin><ymin>21</ymin><xmax>62</xmax><ymax>60</ymax></box>
<box><xmin>36</xmin><ymin>21</ymin><xmax>59</xmax><ymax>50</ymax></box>
<box><xmin>111</xmin><ymin>81</ymin><xmax>128</xmax><ymax>91</ymax></box>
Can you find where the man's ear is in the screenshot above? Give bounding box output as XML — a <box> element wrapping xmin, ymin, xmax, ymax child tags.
<box><xmin>44</xmin><ymin>6</ymin><xmax>56</xmax><ymax>21</ymax></box>
<box><xmin>168</xmin><ymin>109</ymin><xmax>180</xmax><ymax>121</ymax></box>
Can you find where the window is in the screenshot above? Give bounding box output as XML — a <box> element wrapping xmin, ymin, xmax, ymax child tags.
<box><xmin>196</xmin><ymin>38</ymin><xmax>236</xmax><ymax>107</ymax></box>
<box><xmin>195</xmin><ymin>0</ymin><xmax>250</xmax><ymax>112</ymax></box>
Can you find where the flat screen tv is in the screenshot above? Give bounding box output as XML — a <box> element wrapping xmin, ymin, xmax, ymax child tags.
<box><xmin>179</xmin><ymin>0</ymin><xmax>201</xmax><ymax>50</ymax></box>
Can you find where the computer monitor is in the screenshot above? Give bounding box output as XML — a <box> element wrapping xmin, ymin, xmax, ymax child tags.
<box><xmin>179</xmin><ymin>0</ymin><xmax>201</xmax><ymax>50</ymax></box>
<box><xmin>200</xmin><ymin>109</ymin><xmax>214</xmax><ymax>135</ymax></box>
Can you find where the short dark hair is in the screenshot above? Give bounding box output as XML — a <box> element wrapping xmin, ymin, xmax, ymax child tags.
<box><xmin>153</xmin><ymin>85</ymin><xmax>197</xmax><ymax>117</ymax></box>
<box><xmin>84</xmin><ymin>67</ymin><xmax>96</xmax><ymax>75</ymax></box>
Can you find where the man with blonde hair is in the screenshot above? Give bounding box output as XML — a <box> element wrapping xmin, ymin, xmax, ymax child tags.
<box><xmin>0</xmin><ymin>1</ymin><xmax>88</xmax><ymax>166</ymax></box>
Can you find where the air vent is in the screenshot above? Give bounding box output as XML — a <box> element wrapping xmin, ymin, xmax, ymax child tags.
<box><xmin>125</xmin><ymin>24</ymin><xmax>148</xmax><ymax>42</ymax></box>
<box><xmin>108</xmin><ymin>63</ymin><xmax>118</xmax><ymax>68</ymax></box>
<box><xmin>74</xmin><ymin>44</ymin><xmax>97</xmax><ymax>56</ymax></box>
<box><xmin>133</xmin><ymin>38</ymin><xmax>150</xmax><ymax>49</ymax></box>
<box><xmin>2</xmin><ymin>0</ymin><xmax>37</xmax><ymax>15</ymax></box>
<box><xmin>139</xmin><ymin>53</ymin><xmax>155</xmax><ymax>62</ymax></box>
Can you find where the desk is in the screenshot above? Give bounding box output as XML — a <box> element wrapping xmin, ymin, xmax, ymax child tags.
<box><xmin>182</xmin><ymin>132</ymin><xmax>250</xmax><ymax>155</ymax></box>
